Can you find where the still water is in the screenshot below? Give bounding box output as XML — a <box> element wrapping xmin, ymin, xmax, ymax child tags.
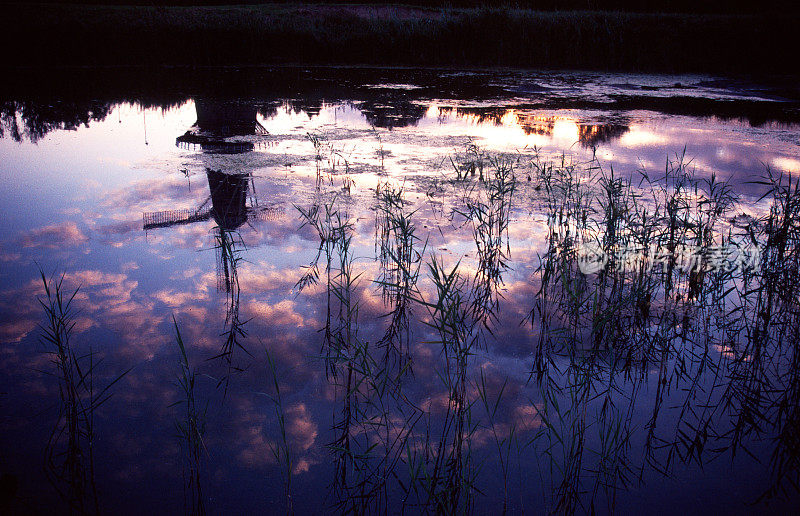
<box><xmin>1</xmin><ymin>67</ymin><xmax>799</xmax><ymax>514</ymax></box>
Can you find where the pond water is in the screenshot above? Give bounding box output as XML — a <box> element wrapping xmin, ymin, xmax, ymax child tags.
<box><xmin>1</xmin><ymin>67</ymin><xmax>800</xmax><ymax>514</ymax></box>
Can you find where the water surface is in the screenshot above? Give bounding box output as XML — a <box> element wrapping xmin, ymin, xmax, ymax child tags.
<box><xmin>1</xmin><ymin>67</ymin><xmax>800</xmax><ymax>514</ymax></box>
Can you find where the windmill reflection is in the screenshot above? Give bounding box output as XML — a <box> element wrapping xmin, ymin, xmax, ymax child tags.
<box><xmin>143</xmin><ymin>169</ymin><xmax>280</xmax><ymax>292</ymax></box>
<box><xmin>176</xmin><ymin>99</ymin><xmax>267</xmax><ymax>153</ymax></box>
<box><xmin>144</xmin><ymin>99</ymin><xmax>279</xmax><ymax>293</ymax></box>
<box><xmin>144</xmin><ymin>99</ymin><xmax>281</xmax><ymax>395</ymax></box>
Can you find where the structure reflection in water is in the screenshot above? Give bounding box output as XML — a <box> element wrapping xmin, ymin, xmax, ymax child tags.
<box><xmin>144</xmin><ymin>99</ymin><xmax>281</xmax><ymax>292</ymax></box>
<box><xmin>3</xmin><ymin>70</ymin><xmax>800</xmax><ymax>514</ymax></box>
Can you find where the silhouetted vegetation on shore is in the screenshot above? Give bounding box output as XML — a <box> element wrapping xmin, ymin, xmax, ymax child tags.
<box><xmin>22</xmin><ymin>0</ymin><xmax>800</xmax><ymax>16</ymax></box>
<box><xmin>2</xmin><ymin>3</ymin><xmax>796</xmax><ymax>74</ymax></box>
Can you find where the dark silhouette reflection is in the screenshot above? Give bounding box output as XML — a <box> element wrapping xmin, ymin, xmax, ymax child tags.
<box><xmin>0</xmin><ymin>100</ymin><xmax>115</xmax><ymax>143</ymax></box>
<box><xmin>360</xmin><ymin>99</ymin><xmax>428</xmax><ymax>129</ymax></box>
<box><xmin>577</xmin><ymin>123</ymin><xmax>629</xmax><ymax>148</ymax></box>
<box><xmin>10</xmin><ymin>68</ymin><xmax>800</xmax><ymax>514</ymax></box>
<box><xmin>438</xmin><ymin>107</ymin><xmax>631</xmax><ymax>147</ymax></box>
<box><xmin>518</xmin><ymin>112</ymin><xmax>631</xmax><ymax>147</ymax></box>
<box><xmin>144</xmin><ymin>99</ymin><xmax>281</xmax><ymax>407</ymax></box>
<box><xmin>143</xmin><ymin>168</ymin><xmax>277</xmax><ymax>385</ymax></box>
<box><xmin>207</xmin><ymin>170</ymin><xmax>249</xmax><ymax>232</ymax></box>
<box><xmin>259</xmin><ymin>97</ymin><xmax>427</xmax><ymax>129</ymax></box>
<box><xmin>437</xmin><ymin>106</ymin><xmax>509</xmax><ymax>125</ymax></box>
<box><xmin>519</xmin><ymin>117</ymin><xmax>555</xmax><ymax>137</ymax></box>
<box><xmin>143</xmin><ymin>168</ymin><xmax>279</xmax><ymax>261</ymax></box>
<box><xmin>3</xmin><ymin>67</ymin><xmax>798</xmax><ymax>144</ymax></box>
<box><xmin>278</xmin><ymin>99</ymin><xmax>325</xmax><ymax>119</ymax></box>
<box><xmin>145</xmin><ymin>98</ymin><xmax>279</xmax><ymax>261</ymax></box>
<box><xmin>177</xmin><ymin>99</ymin><xmax>267</xmax><ymax>153</ymax></box>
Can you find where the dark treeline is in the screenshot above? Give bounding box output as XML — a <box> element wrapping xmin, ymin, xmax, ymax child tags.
<box><xmin>12</xmin><ymin>0</ymin><xmax>800</xmax><ymax>15</ymax></box>
<box><xmin>2</xmin><ymin>4</ymin><xmax>797</xmax><ymax>75</ymax></box>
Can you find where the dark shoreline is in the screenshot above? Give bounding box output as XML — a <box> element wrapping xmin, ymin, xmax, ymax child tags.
<box><xmin>2</xmin><ymin>3</ymin><xmax>797</xmax><ymax>75</ymax></box>
<box><xmin>2</xmin><ymin>66</ymin><xmax>799</xmax><ymax>145</ymax></box>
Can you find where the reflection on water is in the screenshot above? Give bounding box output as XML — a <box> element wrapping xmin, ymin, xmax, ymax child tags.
<box><xmin>1</xmin><ymin>68</ymin><xmax>800</xmax><ymax>513</ymax></box>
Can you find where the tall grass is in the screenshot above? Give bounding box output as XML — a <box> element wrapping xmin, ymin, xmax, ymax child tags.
<box><xmin>211</xmin><ymin>227</ymin><xmax>252</xmax><ymax>393</ymax></box>
<box><xmin>516</xmin><ymin>145</ymin><xmax>800</xmax><ymax>510</ymax></box>
<box><xmin>158</xmin><ymin>143</ymin><xmax>800</xmax><ymax>511</ymax></box>
<box><xmin>375</xmin><ymin>181</ymin><xmax>424</xmax><ymax>370</ymax></box>
<box><xmin>457</xmin><ymin>150</ymin><xmax>517</xmax><ymax>331</ymax></box>
<box><xmin>263</xmin><ymin>349</ymin><xmax>293</xmax><ymax>514</ymax></box>
<box><xmin>30</xmin><ymin>139</ymin><xmax>800</xmax><ymax>512</ymax></box>
<box><xmin>172</xmin><ymin>317</ymin><xmax>207</xmax><ymax>516</ymax></box>
<box><xmin>38</xmin><ymin>271</ymin><xmax>128</xmax><ymax>514</ymax></box>
<box><xmin>285</xmin><ymin>140</ymin><xmax>800</xmax><ymax>511</ymax></box>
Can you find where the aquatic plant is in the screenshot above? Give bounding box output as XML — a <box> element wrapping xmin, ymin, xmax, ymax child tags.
<box><xmin>38</xmin><ymin>271</ymin><xmax>128</xmax><ymax>515</ymax></box>
<box><xmin>263</xmin><ymin>348</ymin><xmax>293</xmax><ymax>514</ymax></box>
<box><xmin>172</xmin><ymin>317</ymin><xmax>207</xmax><ymax>516</ymax></box>
<box><xmin>375</xmin><ymin>181</ymin><xmax>424</xmax><ymax>370</ymax></box>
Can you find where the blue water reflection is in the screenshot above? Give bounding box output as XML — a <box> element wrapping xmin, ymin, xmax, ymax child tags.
<box><xmin>1</xmin><ymin>69</ymin><xmax>800</xmax><ymax>513</ymax></box>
